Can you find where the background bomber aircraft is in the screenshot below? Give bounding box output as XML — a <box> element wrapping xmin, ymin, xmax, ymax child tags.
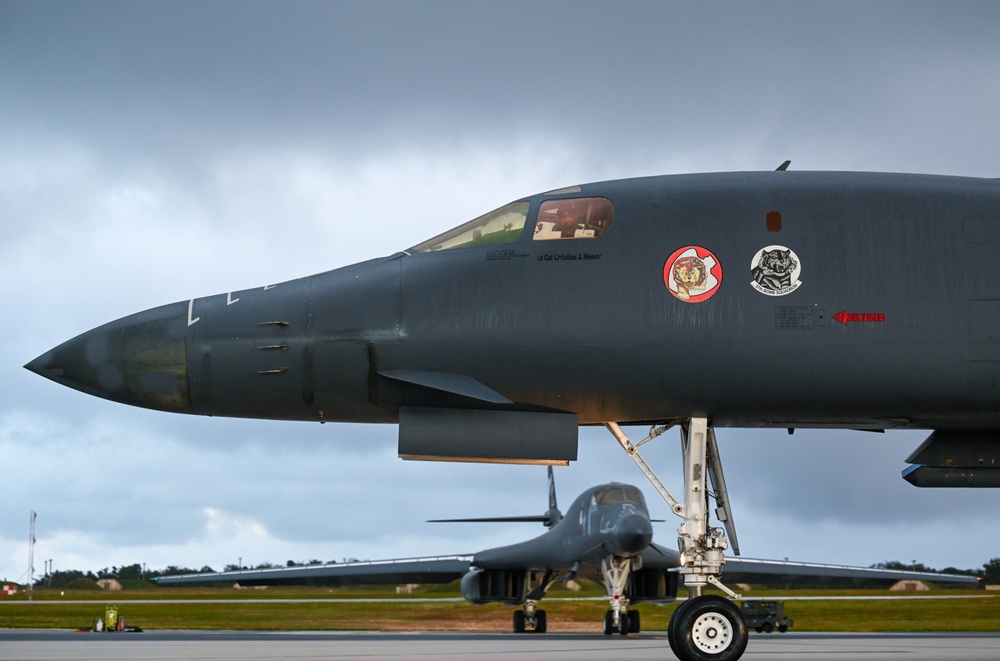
<box><xmin>157</xmin><ymin>467</ymin><xmax>980</xmax><ymax>637</ymax></box>
<box><xmin>26</xmin><ymin>168</ymin><xmax>1000</xmax><ymax>661</ymax></box>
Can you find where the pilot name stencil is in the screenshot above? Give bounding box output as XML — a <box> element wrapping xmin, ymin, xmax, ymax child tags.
<box><xmin>537</xmin><ymin>252</ymin><xmax>602</xmax><ymax>262</ymax></box>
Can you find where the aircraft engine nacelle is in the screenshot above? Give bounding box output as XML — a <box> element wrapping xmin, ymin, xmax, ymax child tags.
<box><xmin>903</xmin><ymin>430</ymin><xmax>1000</xmax><ymax>487</ymax></box>
<box><xmin>627</xmin><ymin>567</ymin><xmax>679</xmax><ymax>604</ymax></box>
<box><xmin>398</xmin><ymin>407</ymin><xmax>578</xmax><ymax>465</ymax></box>
<box><xmin>460</xmin><ymin>568</ymin><xmax>526</xmax><ymax>606</ymax></box>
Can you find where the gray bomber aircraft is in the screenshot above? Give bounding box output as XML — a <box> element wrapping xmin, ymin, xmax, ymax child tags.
<box><xmin>25</xmin><ymin>167</ymin><xmax>1000</xmax><ymax>661</ymax></box>
<box><xmin>156</xmin><ymin>467</ymin><xmax>978</xmax><ymax>638</ymax></box>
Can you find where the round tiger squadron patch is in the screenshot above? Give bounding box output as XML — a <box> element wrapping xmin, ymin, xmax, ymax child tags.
<box><xmin>663</xmin><ymin>246</ymin><xmax>723</xmax><ymax>303</ymax></box>
<box><xmin>750</xmin><ymin>245</ymin><xmax>802</xmax><ymax>296</ymax></box>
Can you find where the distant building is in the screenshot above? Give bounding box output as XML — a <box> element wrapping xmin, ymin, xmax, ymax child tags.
<box><xmin>890</xmin><ymin>580</ymin><xmax>930</xmax><ymax>592</ymax></box>
<box><xmin>97</xmin><ymin>579</ymin><xmax>122</xmax><ymax>591</ymax></box>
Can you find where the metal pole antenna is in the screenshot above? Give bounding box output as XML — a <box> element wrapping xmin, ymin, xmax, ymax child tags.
<box><xmin>27</xmin><ymin>511</ymin><xmax>36</xmax><ymax>601</ymax></box>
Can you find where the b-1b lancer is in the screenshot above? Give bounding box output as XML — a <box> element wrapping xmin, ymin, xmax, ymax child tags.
<box><xmin>157</xmin><ymin>468</ymin><xmax>978</xmax><ymax>639</ymax></box>
<box><xmin>26</xmin><ymin>167</ymin><xmax>1000</xmax><ymax>660</ymax></box>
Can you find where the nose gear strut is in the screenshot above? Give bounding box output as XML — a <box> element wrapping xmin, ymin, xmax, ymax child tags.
<box><xmin>600</xmin><ymin>555</ymin><xmax>635</xmax><ymax>635</ymax></box>
<box><xmin>604</xmin><ymin>418</ymin><xmax>749</xmax><ymax>661</ymax></box>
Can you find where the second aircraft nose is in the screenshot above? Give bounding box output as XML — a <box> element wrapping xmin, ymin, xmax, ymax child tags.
<box><xmin>608</xmin><ymin>512</ymin><xmax>654</xmax><ymax>556</ymax></box>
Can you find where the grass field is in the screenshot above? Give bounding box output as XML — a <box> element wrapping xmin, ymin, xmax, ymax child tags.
<box><xmin>1</xmin><ymin>584</ymin><xmax>997</xmax><ymax>633</ymax></box>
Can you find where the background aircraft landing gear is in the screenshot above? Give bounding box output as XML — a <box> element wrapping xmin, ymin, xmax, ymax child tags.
<box><xmin>600</xmin><ymin>555</ymin><xmax>633</xmax><ymax>635</ymax></box>
<box><xmin>628</xmin><ymin>609</ymin><xmax>641</xmax><ymax>634</ymax></box>
<box><xmin>668</xmin><ymin>596</ymin><xmax>748</xmax><ymax>661</ymax></box>
<box><xmin>603</xmin><ymin>609</ymin><xmax>633</xmax><ymax>636</ymax></box>
<box><xmin>513</xmin><ymin>606</ymin><xmax>546</xmax><ymax>633</ymax></box>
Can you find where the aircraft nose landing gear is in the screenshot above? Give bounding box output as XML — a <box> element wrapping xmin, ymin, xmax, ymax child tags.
<box><xmin>605</xmin><ymin>418</ymin><xmax>749</xmax><ymax>661</ymax></box>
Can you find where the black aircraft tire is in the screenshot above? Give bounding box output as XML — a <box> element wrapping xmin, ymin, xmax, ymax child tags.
<box><xmin>513</xmin><ymin>610</ymin><xmax>526</xmax><ymax>633</ymax></box>
<box><xmin>629</xmin><ymin>609</ymin><xmax>641</xmax><ymax>634</ymax></box>
<box><xmin>669</xmin><ymin>595</ymin><xmax>748</xmax><ymax>661</ymax></box>
<box><xmin>619</xmin><ymin>612</ymin><xmax>630</xmax><ymax>636</ymax></box>
<box><xmin>603</xmin><ymin>610</ymin><xmax>614</xmax><ymax>636</ymax></box>
<box><xmin>535</xmin><ymin>610</ymin><xmax>547</xmax><ymax>634</ymax></box>
<box><xmin>668</xmin><ymin>598</ymin><xmax>695</xmax><ymax>654</ymax></box>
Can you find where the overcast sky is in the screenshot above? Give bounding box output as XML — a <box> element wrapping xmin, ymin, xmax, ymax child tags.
<box><xmin>3</xmin><ymin>1</ymin><xmax>1000</xmax><ymax>584</ymax></box>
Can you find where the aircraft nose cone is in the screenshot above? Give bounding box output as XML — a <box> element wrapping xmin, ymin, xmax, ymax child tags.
<box><xmin>24</xmin><ymin>301</ymin><xmax>192</xmax><ymax>412</ymax></box>
<box><xmin>24</xmin><ymin>351</ymin><xmax>61</xmax><ymax>380</ymax></box>
<box><xmin>609</xmin><ymin>513</ymin><xmax>653</xmax><ymax>556</ymax></box>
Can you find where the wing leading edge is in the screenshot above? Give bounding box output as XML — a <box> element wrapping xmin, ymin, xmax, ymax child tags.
<box><xmin>155</xmin><ymin>555</ymin><xmax>473</xmax><ymax>587</ymax></box>
<box><xmin>722</xmin><ymin>557</ymin><xmax>980</xmax><ymax>587</ymax></box>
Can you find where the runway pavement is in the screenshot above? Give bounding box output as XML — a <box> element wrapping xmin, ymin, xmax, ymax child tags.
<box><xmin>2</xmin><ymin>630</ymin><xmax>1000</xmax><ymax>660</ymax></box>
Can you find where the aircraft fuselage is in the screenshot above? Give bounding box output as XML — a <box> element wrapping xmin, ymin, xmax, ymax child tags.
<box><xmin>28</xmin><ymin>171</ymin><xmax>1000</xmax><ymax>434</ymax></box>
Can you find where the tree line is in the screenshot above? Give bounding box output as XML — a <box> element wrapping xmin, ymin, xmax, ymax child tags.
<box><xmin>872</xmin><ymin>558</ymin><xmax>999</xmax><ymax>583</ymax></box>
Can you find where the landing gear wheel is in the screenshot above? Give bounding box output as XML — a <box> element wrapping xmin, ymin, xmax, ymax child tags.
<box><xmin>669</xmin><ymin>595</ymin><xmax>748</xmax><ymax>661</ymax></box>
<box><xmin>603</xmin><ymin>610</ymin><xmax>614</xmax><ymax>636</ymax></box>
<box><xmin>513</xmin><ymin>610</ymin><xmax>526</xmax><ymax>633</ymax></box>
<box><xmin>534</xmin><ymin>609</ymin><xmax>547</xmax><ymax>634</ymax></box>
<box><xmin>668</xmin><ymin>598</ymin><xmax>695</xmax><ymax>654</ymax></box>
<box><xmin>628</xmin><ymin>609</ymin><xmax>641</xmax><ymax>634</ymax></box>
<box><xmin>618</xmin><ymin>611</ymin><xmax>630</xmax><ymax>636</ymax></box>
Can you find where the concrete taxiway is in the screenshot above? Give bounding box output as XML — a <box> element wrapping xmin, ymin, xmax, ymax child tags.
<box><xmin>2</xmin><ymin>630</ymin><xmax>1000</xmax><ymax>661</ymax></box>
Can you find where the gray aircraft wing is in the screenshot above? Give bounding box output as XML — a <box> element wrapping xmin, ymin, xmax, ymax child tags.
<box><xmin>640</xmin><ymin>542</ymin><xmax>977</xmax><ymax>586</ymax></box>
<box><xmin>720</xmin><ymin>557</ymin><xmax>981</xmax><ymax>587</ymax></box>
<box><xmin>155</xmin><ymin>555</ymin><xmax>473</xmax><ymax>587</ymax></box>
<box><xmin>156</xmin><ymin>544</ymin><xmax>979</xmax><ymax>590</ymax></box>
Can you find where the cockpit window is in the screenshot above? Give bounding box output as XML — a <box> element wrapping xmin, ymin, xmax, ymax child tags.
<box><xmin>622</xmin><ymin>486</ymin><xmax>645</xmax><ymax>506</ymax></box>
<box><xmin>594</xmin><ymin>485</ymin><xmax>644</xmax><ymax>506</ymax></box>
<box><xmin>533</xmin><ymin>197</ymin><xmax>613</xmax><ymax>241</ymax></box>
<box><xmin>410</xmin><ymin>201</ymin><xmax>530</xmax><ymax>253</ymax></box>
